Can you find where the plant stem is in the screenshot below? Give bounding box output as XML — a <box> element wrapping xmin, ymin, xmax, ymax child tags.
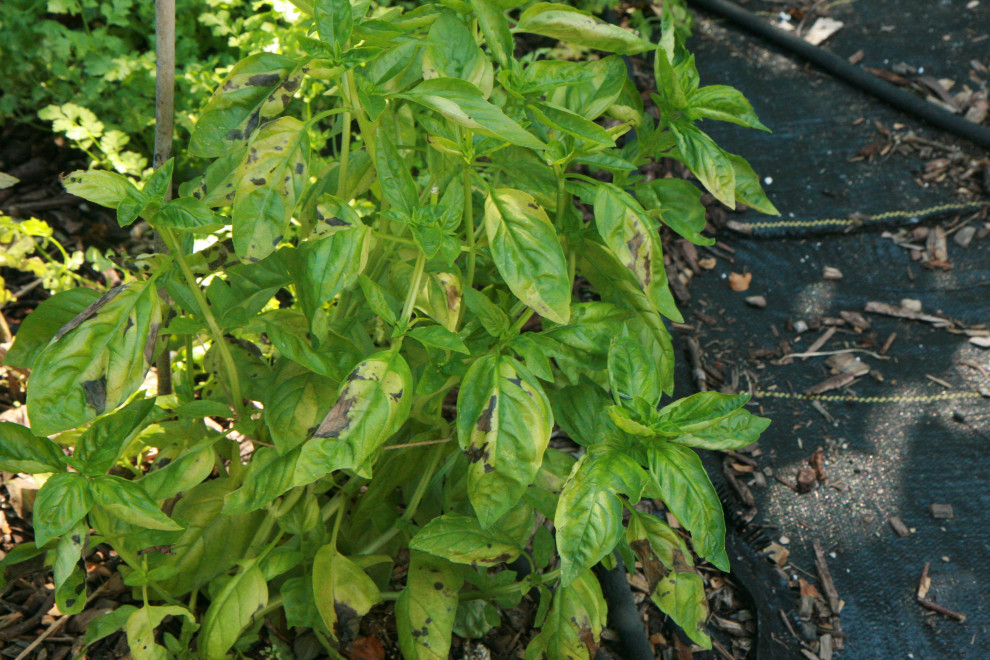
<box><xmin>463</xmin><ymin>166</ymin><xmax>477</xmax><ymax>291</ymax></box>
<box><xmin>159</xmin><ymin>228</ymin><xmax>243</xmax><ymax>417</ymax></box>
<box><xmin>335</xmin><ymin>105</ymin><xmax>352</xmax><ymax>199</ymax></box>
<box><xmin>399</xmin><ymin>252</ymin><xmax>426</xmax><ymax>327</ymax></box>
<box><xmin>153</xmin><ymin>0</ymin><xmax>176</xmax><ymax>397</ymax></box>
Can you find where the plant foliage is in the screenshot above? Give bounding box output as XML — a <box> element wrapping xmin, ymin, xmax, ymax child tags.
<box><xmin>4</xmin><ymin>1</ymin><xmax>773</xmax><ymax>657</ymax></box>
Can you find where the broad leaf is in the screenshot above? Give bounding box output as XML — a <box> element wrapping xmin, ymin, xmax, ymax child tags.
<box><xmin>456</xmin><ymin>354</ymin><xmax>553</xmax><ymax>527</ymax></box>
<box><xmin>524</xmin><ymin>570</ymin><xmax>606</xmax><ymax>660</ymax></box>
<box><xmin>0</xmin><ymin>422</ymin><xmax>65</xmax><ymax>473</ymax></box>
<box><xmin>594</xmin><ymin>184</ymin><xmax>678</xmax><ymax>321</ymax></box>
<box><xmin>264</xmin><ymin>361</ymin><xmax>337</xmax><ymax>454</ymax></box>
<box><xmin>608</xmin><ymin>333</ymin><xmax>662</xmax><ymax>406</ymax></box>
<box><xmin>410</xmin><ymin>513</ymin><xmax>522</xmax><ymax>565</ymax></box>
<box><xmin>688</xmin><ymin>84</ymin><xmax>769</xmax><ymax>131</ymax></box>
<box><xmin>469</xmin><ymin>0</ymin><xmax>514</xmax><ymax>67</ymax></box>
<box><xmin>200</xmin><ymin>563</ymin><xmax>268</xmax><ymax>660</ymax></box>
<box><xmin>646</xmin><ymin>442</ymin><xmax>728</xmax><ymax>571</ymax></box>
<box><xmin>314</xmin><ymin>0</ymin><xmax>353</xmax><ymax>56</ymax></box>
<box><xmin>289</xmin><ymin>225</ymin><xmax>371</xmax><ymax>324</ymax></box>
<box><xmin>33</xmin><ymin>472</ymin><xmax>92</xmax><ymax>547</ymax></box>
<box><xmin>374</xmin><ymin>129</ymin><xmax>418</xmax><ymax>215</ymax></box>
<box><xmin>634</xmin><ymin>178</ymin><xmax>713</xmax><ymax>246</ymax></box>
<box><xmin>296</xmin><ymin>351</ymin><xmax>413</xmax><ymax>481</ymax></box>
<box><xmin>74</xmin><ymin>397</ymin><xmax>157</xmax><ymax>475</ymax></box>
<box><xmin>666</xmin><ymin>118</ymin><xmax>736</xmax><ymax>208</ymax></box>
<box><xmin>62</xmin><ymin>170</ymin><xmax>140</xmax><ymax>209</ymax></box>
<box><xmin>312</xmin><ymin>545</ymin><xmax>381</xmax><ymax>639</ymax></box>
<box><xmin>231</xmin><ymin>116</ymin><xmax>309</xmax><ymax>261</ymax></box>
<box><xmin>191</xmin><ymin>53</ymin><xmax>301</xmax><ymax>158</ymax></box>
<box><xmin>89</xmin><ymin>476</ymin><xmax>182</xmax><ymax>532</ymax></box>
<box><xmin>484</xmin><ymin>189</ymin><xmax>570</xmax><ymax>325</ymax></box>
<box><xmin>627</xmin><ymin>510</ymin><xmax>711</xmax><ymax>648</ymax></box>
<box><xmin>729</xmin><ymin>153</ymin><xmax>779</xmax><ymax>215</ymax></box>
<box><xmin>5</xmin><ymin>288</ymin><xmax>101</xmax><ymax>369</ymax></box>
<box><xmin>125</xmin><ymin>605</ymin><xmax>195</xmax><ymax>660</ymax></box>
<box><xmin>396</xmin><ymin>552</ymin><xmax>463</xmax><ymax>660</ymax></box>
<box><xmin>400</xmin><ymin>78</ymin><xmax>544</xmax><ymax>149</ymax></box>
<box><xmin>27</xmin><ymin>281</ymin><xmax>161</xmax><ymax>436</ymax></box>
<box><xmin>515</xmin><ymin>3</ymin><xmax>654</xmax><ymax>55</ymax></box>
<box><xmin>554</xmin><ymin>446</ymin><xmax>646</xmax><ymax>585</ymax></box>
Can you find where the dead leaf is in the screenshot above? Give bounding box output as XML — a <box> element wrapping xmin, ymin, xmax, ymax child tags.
<box><xmin>349</xmin><ymin>636</ymin><xmax>385</xmax><ymax>660</ymax></box>
<box><xmin>804</xmin><ymin>17</ymin><xmax>844</xmax><ymax>45</ymax></box>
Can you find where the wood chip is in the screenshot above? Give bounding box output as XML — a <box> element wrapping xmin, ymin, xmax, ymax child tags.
<box><xmin>848</xmin><ymin>50</ymin><xmax>865</xmax><ymax>64</ymax></box>
<box><xmin>970</xmin><ymin>336</ymin><xmax>990</xmax><ymax>348</ymax></box>
<box><xmin>823</xmin><ymin>266</ymin><xmax>843</xmax><ymax>280</ymax></box>
<box><xmin>729</xmin><ymin>271</ymin><xmax>753</xmax><ymax>291</ymax></box>
<box><xmin>805</xmin><ymin>373</ymin><xmax>856</xmax><ymax>395</ymax></box>
<box><xmin>864</xmin><ymin>301</ymin><xmax>951</xmax><ymax>326</ymax></box>
<box><xmin>698</xmin><ymin>257</ymin><xmax>717</xmax><ymax>270</ymax></box>
<box><xmin>917</xmin><ymin>563</ymin><xmax>931</xmax><ymax>599</ymax></box>
<box><xmin>796</xmin><ymin>466</ymin><xmax>817</xmax><ymax>493</ymax></box>
<box><xmin>930</xmin><ymin>503</ymin><xmax>954</xmax><ymax>519</ymax></box>
<box><xmin>745</xmin><ymin>295</ymin><xmax>767</xmax><ymax>308</ymax></box>
<box><xmin>813</xmin><ymin>540</ymin><xmax>841</xmax><ymax>614</ymax></box>
<box><xmin>804</xmin><ymin>327</ymin><xmax>837</xmax><ymax>357</ymax></box>
<box><xmin>889</xmin><ymin>516</ymin><xmax>910</xmax><ymax>537</ymax></box>
<box><xmin>953</xmin><ymin>225</ymin><xmax>976</xmax><ymax>247</ymax></box>
<box><xmin>901</xmin><ymin>298</ymin><xmax>923</xmax><ymax>312</ymax></box>
<box><xmin>839</xmin><ymin>310</ymin><xmax>870</xmax><ymax>331</ymax></box>
<box><xmin>819</xmin><ymin>634</ymin><xmax>834</xmax><ymax>660</ymax></box>
<box><xmin>804</xmin><ymin>16</ymin><xmax>844</xmax><ymax>45</ymax></box>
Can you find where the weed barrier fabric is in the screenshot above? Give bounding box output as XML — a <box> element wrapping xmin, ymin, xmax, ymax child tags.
<box><xmin>673</xmin><ymin>2</ymin><xmax>990</xmax><ymax>657</ymax></box>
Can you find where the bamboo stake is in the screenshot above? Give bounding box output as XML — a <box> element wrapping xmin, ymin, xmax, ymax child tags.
<box><xmin>154</xmin><ymin>0</ymin><xmax>175</xmax><ymax>396</ymax></box>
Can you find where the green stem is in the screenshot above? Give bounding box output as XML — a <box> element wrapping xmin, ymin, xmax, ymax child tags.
<box><xmin>463</xmin><ymin>166</ymin><xmax>477</xmax><ymax>291</ymax></box>
<box><xmin>508</xmin><ymin>308</ymin><xmax>534</xmax><ymax>336</ymax></box>
<box><xmin>184</xmin><ymin>333</ymin><xmax>195</xmax><ymax>394</ymax></box>
<box><xmin>160</xmin><ymin>228</ymin><xmax>243</xmax><ymax>417</ymax></box>
<box><xmin>398</xmin><ymin>252</ymin><xmax>426</xmax><ymax>327</ymax></box>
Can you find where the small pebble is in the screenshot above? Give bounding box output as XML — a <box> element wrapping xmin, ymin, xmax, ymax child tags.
<box><xmin>953</xmin><ymin>225</ymin><xmax>976</xmax><ymax>248</ymax></box>
<box><xmin>779</xmin><ymin>535</ymin><xmax>790</xmax><ymax>544</ymax></box>
<box><xmin>901</xmin><ymin>298</ymin><xmax>922</xmax><ymax>312</ymax></box>
<box><xmin>941</xmin><ymin>556</ymin><xmax>950</xmax><ymax>562</ymax></box>
<box><xmin>745</xmin><ymin>295</ymin><xmax>767</xmax><ymax>308</ymax></box>
<box><xmin>793</xmin><ymin>320</ymin><xmax>809</xmax><ymax>333</ymax></box>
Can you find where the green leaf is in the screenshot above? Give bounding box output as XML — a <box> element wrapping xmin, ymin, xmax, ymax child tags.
<box><xmin>358</xmin><ymin>274</ymin><xmax>399</xmax><ymax>325</ymax></box>
<box><xmin>653</xmin><ymin>45</ymin><xmax>687</xmax><ymax>109</ymax></box>
<box><xmin>62</xmin><ymin>170</ymin><xmax>140</xmax><ymax>209</ymax></box>
<box><xmin>33</xmin><ymin>472</ymin><xmax>93</xmax><ymax>547</ymax></box>
<box><xmin>400</xmin><ymin>78</ymin><xmax>544</xmax><ymax>149</ymax></box>
<box><xmin>191</xmin><ymin>53</ymin><xmax>301</xmax><ymax>158</ymax></box>
<box><xmin>312</xmin><ymin>545</ymin><xmax>381</xmax><ymax>639</ymax></box>
<box><xmin>608</xmin><ymin>333</ymin><xmax>662</xmax><ymax>406</ymax></box>
<box><xmin>5</xmin><ymin>288</ymin><xmax>101</xmax><ymax>369</ymax></box>
<box><xmin>89</xmin><ymin>475</ymin><xmax>182</xmax><ymax>532</ymax></box>
<box><xmin>407</xmin><ymin>325</ymin><xmax>470</xmax><ymax>354</ymax></box>
<box><xmin>728</xmin><ymin>153</ymin><xmax>779</xmax><ymax>215</ymax></box>
<box><xmin>26</xmin><ymin>281</ymin><xmax>161</xmax><ymax>436</ymax></box>
<box><xmin>634</xmin><ymin>178</ymin><xmax>713</xmax><ymax>246</ymax></box>
<box><xmin>314</xmin><ymin>0</ymin><xmax>353</xmax><ymax>56</ymax></box>
<box><xmin>547</xmin><ymin>380</ymin><xmax>616</xmax><ymax>447</ymax></box>
<box><xmin>0</xmin><ymin>422</ymin><xmax>66</xmax><ymax>473</ymax></box>
<box><xmin>410</xmin><ymin>513</ymin><xmax>522</xmax><ymax>565</ymax></box>
<box><xmin>688</xmin><ymin>84</ymin><xmax>769</xmax><ymax>131</ymax></box>
<box><xmin>297</xmin><ymin>351</ymin><xmax>413</xmax><ymax>480</ymax></box>
<box><xmin>160</xmin><ymin>480</ymin><xmax>265</xmax><ymax>596</ymax></box>
<box><xmin>469</xmin><ymin>0</ymin><xmax>514</xmax><ymax>67</ymax></box>
<box><xmin>528</xmin><ymin>102</ymin><xmax>615</xmax><ymax>146</ymax></box>
<box><xmin>152</xmin><ymin>197</ymin><xmax>223</xmax><ymax>233</ymax></box>
<box><xmin>424</xmin><ymin>12</ymin><xmax>493</xmax><ymax>95</ymax></box>
<box><xmin>84</xmin><ymin>605</ymin><xmax>138</xmax><ymax>647</ymax></box>
<box><xmin>594</xmin><ymin>184</ymin><xmax>679</xmax><ymax>321</ymax></box>
<box><xmin>53</xmin><ymin>519</ymin><xmax>87</xmax><ymax>615</ymax></box>
<box><xmin>555</xmin><ymin>446</ymin><xmax>647</xmax><ymax>585</ymax></box>
<box><xmin>484</xmin><ymin>189</ymin><xmax>570</xmax><ymax>325</ymax></box>
<box><xmin>666</xmin><ymin>119</ymin><xmax>736</xmax><ymax>208</ymax></box>
<box><xmin>627</xmin><ymin>510</ymin><xmax>711</xmax><ymax>648</ymax></box>
<box><xmin>576</xmin><ymin>241</ymin><xmax>677</xmax><ymax>394</ymax></box>
<box><xmin>515</xmin><ymin>60</ymin><xmax>595</xmax><ymax>96</ymax></box>
<box><xmin>74</xmin><ymin>397</ymin><xmax>157</xmax><ymax>475</ymax></box>
<box><xmin>374</xmin><ymin>130</ymin><xmax>418</xmax><ymax>216</ymax></box>
<box><xmin>0</xmin><ymin>172</ymin><xmax>19</xmax><ymax>190</ymax></box>
<box><xmin>456</xmin><ymin>354</ymin><xmax>553</xmax><ymax>527</ymax></box>
<box><xmin>222</xmin><ymin>448</ymin><xmax>301</xmax><ymax>515</ymax></box>
<box><xmin>462</xmin><ymin>288</ymin><xmax>509</xmax><ymax>337</ymax></box>
<box><xmin>548</xmin><ymin>56</ymin><xmax>627</xmax><ymax>121</ymax></box>
<box><xmin>646</xmin><ymin>442</ymin><xmax>728</xmax><ymax>571</ymax></box>
<box><xmin>290</xmin><ymin>225</ymin><xmax>371</xmax><ymax>324</ymax></box>
<box><xmin>657</xmin><ymin>392</ymin><xmax>770</xmax><ymax>450</ymax></box>
<box><xmin>515</xmin><ymin>3</ymin><xmax>653</xmax><ymax>55</ymax></box>
<box><xmin>200</xmin><ymin>563</ymin><xmax>268</xmax><ymax>660</ymax></box>
<box><xmin>126</xmin><ymin>605</ymin><xmax>195</xmax><ymax>660</ymax></box>
<box><xmin>264</xmin><ymin>361</ymin><xmax>337</xmax><ymax>454</ymax></box>
<box><xmin>396</xmin><ymin>552</ymin><xmax>463</xmax><ymax>660</ymax></box>
<box><xmin>524</xmin><ymin>570</ymin><xmax>606</xmax><ymax>660</ymax></box>
<box><xmin>231</xmin><ymin>116</ymin><xmax>310</xmax><ymax>261</ymax></box>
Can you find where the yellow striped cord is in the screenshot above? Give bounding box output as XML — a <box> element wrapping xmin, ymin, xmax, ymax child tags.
<box><xmin>753</xmin><ymin>389</ymin><xmax>984</xmax><ymax>403</ymax></box>
<box><xmin>742</xmin><ymin>201</ymin><xmax>987</xmax><ymax>231</ymax></box>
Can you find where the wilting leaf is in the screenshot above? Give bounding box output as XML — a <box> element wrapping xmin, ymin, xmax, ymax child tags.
<box><xmin>524</xmin><ymin>570</ymin><xmax>606</xmax><ymax>660</ymax></box>
<box><xmin>312</xmin><ymin>545</ymin><xmax>381</xmax><ymax>639</ymax></box>
<box><xmin>396</xmin><ymin>552</ymin><xmax>463</xmax><ymax>660</ymax></box>
<box><xmin>5</xmin><ymin>288</ymin><xmax>101</xmax><ymax>369</ymax></box>
<box><xmin>231</xmin><ymin>116</ymin><xmax>310</xmax><ymax>261</ymax></box>
<box><xmin>27</xmin><ymin>281</ymin><xmax>161</xmax><ymax>436</ymax></box>
<box><xmin>410</xmin><ymin>513</ymin><xmax>522</xmax><ymax>565</ymax></box>
<box><xmin>191</xmin><ymin>53</ymin><xmax>301</xmax><ymax>158</ymax></box>
<box><xmin>515</xmin><ymin>3</ymin><xmax>653</xmax><ymax>54</ymax></box>
<box><xmin>456</xmin><ymin>354</ymin><xmax>553</xmax><ymax>527</ymax></box>
<box><xmin>484</xmin><ymin>189</ymin><xmax>570</xmax><ymax>325</ymax></box>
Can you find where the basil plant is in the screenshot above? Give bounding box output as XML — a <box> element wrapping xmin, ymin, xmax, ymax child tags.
<box><xmin>1</xmin><ymin>1</ymin><xmax>774</xmax><ymax>658</ymax></box>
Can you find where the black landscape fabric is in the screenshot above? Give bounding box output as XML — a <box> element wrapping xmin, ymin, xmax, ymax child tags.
<box><xmin>676</xmin><ymin>1</ymin><xmax>990</xmax><ymax>657</ymax></box>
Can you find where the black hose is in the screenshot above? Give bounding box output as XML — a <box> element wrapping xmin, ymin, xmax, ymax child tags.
<box><xmin>592</xmin><ymin>553</ymin><xmax>656</xmax><ymax>660</ymax></box>
<box><xmin>686</xmin><ymin>0</ymin><xmax>990</xmax><ymax>151</ymax></box>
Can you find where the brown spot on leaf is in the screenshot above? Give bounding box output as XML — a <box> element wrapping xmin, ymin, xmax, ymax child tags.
<box><xmin>327</xmin><ymin>216</ymin><xmax>348</xmax><ymax>226</ymax></box>
<box><xmin>313</xmin><ymin>396</ymin><xmax>355</xmax><ymax>438</ymax></box>
<box><xmin>477</xmin><ymin>395</ymin><xmax>497</xmax><ymax>433</ymax></box>
<box><xmin>82</xmin><ymin>376</ymin><xmax>107</xmax><ymax>413</ymax></box>
<box><xmin>123</xmin><ymin>316</ymin><xmax>134</xmax><ymax>335</ymax></box>
<box><xmin>434</xmin><ymin>582</ymin><xmax>444</xmax><ymax>590</ymax></box>
<box><xmin>282</xmin><ymin>77</ymin><xmax>301</xmax><ymax>93</ymax></box>
<box><xmin>246</xmin><ymin>73</ymin><xmax>282</xmax><ymax>87</ymax></box>
<box><xmin>577</xmin><ymin>622</ymin><xmax>599</xmax><ymax>655</ymax></box>
<box><xmin>527</xmin><ymin>202</ymin><xmax>539</xmax><ymax>209</ymax></box>
<box><xmin>144</xmin><ymin>321</ymin><xmax>160</xmax><ymax>365</ymax></box>
<box><xmin>56</xmin><ymin>284</ymin><xmax>127</xmax><ymax>340</ymax></box>
<box><xmin>295</xmin><ymin>162</ymin><xmax>304</xmax><ymax>175</ymax></box>
<box><xmin>388</xmin><ymin>388</ymin><xmax>403</xmax><ymax>402</ymax></box>
<box><xmin>251</xmin><ymin>177</ymin><xmax>266</xmax><ymax>185</ymax></box>
<box><xmin>464</xmin><ymin>443</ymin><xmax>489</xmax><ymax>464</ymax></box>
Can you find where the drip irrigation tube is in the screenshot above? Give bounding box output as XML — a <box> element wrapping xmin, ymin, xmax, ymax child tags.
<box><xmin>685</xmin><ymin>0</ymin><xmax>990</xmax><ymax>151</ymax></box>
<box><xmin>593</xmin><ymin>553</ymin><xmax>656</xmax><ymax>660</ymax></box>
